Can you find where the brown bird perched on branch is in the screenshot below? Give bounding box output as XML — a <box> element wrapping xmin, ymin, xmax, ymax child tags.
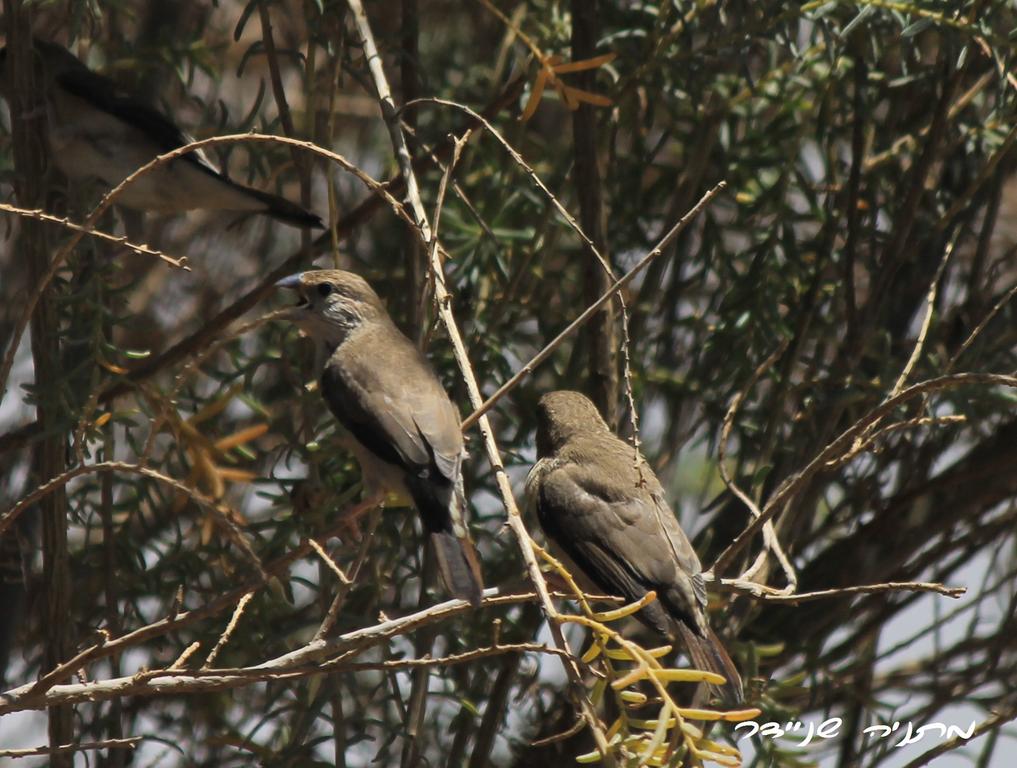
<box><xmin>0</xmin><ymin>39</ymin><xmax>322</xmax><ymax>228</ymax></box>
<box><xmin>275</xmin><ymin>269</ymin><xmax>484</xmax><ymax>606</ymax></box>
<box><xmin>526</xmin><ymin>390</ymin><xmax>743</xmax><ymax>703</ymax></box>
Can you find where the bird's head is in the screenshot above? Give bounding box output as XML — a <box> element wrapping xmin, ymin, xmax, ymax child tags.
<box><xmin>535</xmin><ymin>390</ymin><xmax>611</xmax><ymax>454</ymax></box>
<box><xmin>275</xmin><ymin>269</ymin><xmax>387</xmax><ymax>348</ymax></box>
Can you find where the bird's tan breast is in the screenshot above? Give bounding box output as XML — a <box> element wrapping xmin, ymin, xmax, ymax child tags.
<box><xmin>341</xmin><ymin>430</ymin><xmax>413</xmax><ymax>507</ymax></box>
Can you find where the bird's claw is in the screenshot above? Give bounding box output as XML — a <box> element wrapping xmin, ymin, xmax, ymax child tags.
<box><xmin>335</xmin><ymin>493</ymin><xmax>385</xmax><ymax>543</ymax></box>
<box><xmin>337</xmin><ymin>515</ymin><xmax>364</xmax><ymax>543</ymax></box>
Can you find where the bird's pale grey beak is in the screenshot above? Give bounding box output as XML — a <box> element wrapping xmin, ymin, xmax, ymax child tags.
<box><xmin>275</xmin><ymin>273</ymin><xmax>305</xmax><ymax>290</ymax></box>
<box><xmin>275</xmin><ymin>273</ymin><xmax>309</xmax><ymax>320</ymax></box>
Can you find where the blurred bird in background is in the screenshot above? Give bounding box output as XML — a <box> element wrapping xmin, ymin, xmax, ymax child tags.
<box><xmin>275</xmin><ymin>269</ymin><xmax>484</xmax><ymax>606</ymax></box>
<box><xmin>0</xmin><ymin>39</ymin><xmax>322</xmax><ymax>228</ymax></box>
<box><xmin>526</xmin><ymin>390</ymin><xmax>743</xmax><ymax>704</ymax></box>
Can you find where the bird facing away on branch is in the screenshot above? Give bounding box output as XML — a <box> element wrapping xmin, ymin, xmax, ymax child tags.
<box><xmin>526</xmin><ymin>390</ymin><xmax>743</xmax><ymax>704</ymax></box>
<box><xmin>275</xmin><ymin>269</ymin><xmax>484</xmax><ymax>606</ymax></box>
<box><xmin>0</xmin><ymin>39</ymin><xmax>322</xmax><ymax>228</ymax></box>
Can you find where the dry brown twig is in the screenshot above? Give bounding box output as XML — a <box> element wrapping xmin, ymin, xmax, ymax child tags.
<box><xmin>461</xmin><ymin>182</ymin><xmax>727</xmax><ymax>431</ymax></box>
<box><xmin>403</xmin><ymin>97</ymin><xmax>612</xmax><ymax>271</ymax></box>
<box><xmin>403</xmin><ymin>96</ymin><xmax>635</xmax><ymax>370</ymax></box>
<box><xmin>946</xmin><ymin>278</ymin><xmax>1017</xmax><ymax>372</ymax></box>
<box><xmin>314</xmin><ymin>510</ymin><xmax>382</xmax><ymax>641</ymax></box>
<box><xmin>0</xmin><ymin>737</ymin><xmax>142</xmax><ymax>760</ymax></box>
<box><xmin>713</xmin><ymin>577</ymin><xmax>965</xmax><ymax>603</ymax></box>
<box><xmin>823</xmin><ymin>414</ymin><xmax>967</xmax><ymax>470</ymax></box>
<box><xmin>716</xmin><ymin>338</ymin><xmax>797</xmax><ymax>592</ymax></box>
<box><xmin>887</xmin><ymin>232</ymin><xmax>957</xmax><ymax>394</ymax></box>
<box><xmin>0</xmin><ymin>589</ymin><xmax>549</xmax><ymax>714</ymax></box>
<box><xmin>308</xmin><ymin>539</ymin><xmax>353</xmax><ymax>586</ymax></box>
<box><xmin>711</xmin><ymin>371</ymin><xmax>1017</xmax><ymax>576</ymax></box>
<box><xmin>347</xmin><ymin>1</ymin><xmax>621</xmax><ymax>759</ymax></box>
<box><xmin>0</xmin><ymin>202</ymin><xmax>187</xmax><ymax>268</ymax></box>
<box><xmin>202</xmin><ymin>592</ymin><xmax>256</xmax><ymax>669</ymax></box>
<box><xmin>896</xmin><ymin>700</ymin><xmax>1017</xmax><ymax>768</ymax></box>
<box><xmin>6</xmin><ymin>503</ymin><xmax>497</xmax><ymax>704</ymax></box>
<box><xmin>0</xmin><ymin>461</ymin><xmax>266</xmax><ymax>585</ymax></box>
<box><xmin>168</xmin><ymin>642</ymin><xmax>202</xmax><ymax>671</ymax></box>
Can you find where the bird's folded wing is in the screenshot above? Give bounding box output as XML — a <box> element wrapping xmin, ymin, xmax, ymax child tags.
<box><xmin>56</xmin><ymin>66</ymin><xmax>222</xmax><ymax>176</ymax></box>
<box><xmin>320</xmin><ymin>328</ymin><xmax>463</xmax><ymax>481</ymax></box>
<box><xmin>648</xmin><ymin>491</ymin><xmax>707</xmax><ymax>610</ymax></box>
<box><xmin>536</xmin><ymin>462</ymin><xmax>676</xmax><ymax>589</ymax></box>
<box><xmin>537</xmin><ymin>459</ymin><xmax>706</xmax><ymax>618</ymax></box>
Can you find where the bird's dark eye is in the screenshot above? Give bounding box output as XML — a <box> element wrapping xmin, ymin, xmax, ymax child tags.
<box><xmin>317</xmin><ymin>283</ymin><xmax>334</xmax><ymax>297</ymax></box>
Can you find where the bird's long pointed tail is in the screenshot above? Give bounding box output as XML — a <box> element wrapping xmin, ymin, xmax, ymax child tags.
<box><xmin>410</xmin><ymin>477</ymin><xmax>484</xmax><ymax>607</ymax></box>
<box><xmin>238</xmin><ymin>184</ymin><xmax>323</xmax><ymax>229</ymax></box>
<box><xmin>430</xmin><ymin>530</ymin><xmax>484</xmax><ymax>607</ymax></box>
<box><xmin>676</xmin><ymin>622</ymin><xmax>744</xmax><ymax>706</ymax></box>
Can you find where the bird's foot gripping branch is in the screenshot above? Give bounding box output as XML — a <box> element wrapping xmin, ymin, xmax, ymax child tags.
<box><xmin>535</xmin><ymin>544</ymin><xmax>760</xmax><ymax>766</ymax></box>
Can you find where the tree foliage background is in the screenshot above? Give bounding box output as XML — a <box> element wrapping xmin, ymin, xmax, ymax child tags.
<box><xmin>1</xmin><ymin>1</ymin><xmax>1016</xmax><ymax>766</ymax></box>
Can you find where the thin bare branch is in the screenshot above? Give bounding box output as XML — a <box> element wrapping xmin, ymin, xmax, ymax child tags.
<box><xmin>897</xmin><ymin>701</ymin><xmax>1017</xmax><ymax>768</ymax></box>
<box><xmin>0</xmin><ymin>590</ymin><xmax>548</xmax><ymax>714</ymax></box>
<box><xmin>0</xmin><ymin>738</ymin><xmax>142</xmax><ymax>760</ymax></box>
<box><xmin>461</xmin><ymin>182</ymin><xmax>727</xmax><ymax>431</ymax></box>
<box><xmin>714</xmin><ymin>578</ymin><xmax>965</xmax><ymax>603</ymax></box>
<box><xmin>711</xmin><ymin>372</ymin><xmax>1017</xmax><ymax>576</ymax></box>
<box><xmin>202</xmin><ymin>592</ymin><xmax>255</xmax><ymax>669</ymax></box>
<box><xmin>0</xmin><ymin>203</ymin><xmax>187</xmax><ymax>268</ymax></box>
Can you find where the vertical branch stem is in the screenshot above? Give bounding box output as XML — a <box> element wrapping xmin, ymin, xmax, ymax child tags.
<box><xmin>343</xmin><ymin>1</ymin><xmax>614</xmax><ymax>761</ymax></box>
<box><xmin>100</xmin><ymin>426</ymin><xmax>125</xmax><ymax>768</ymax></box>
<box><xmin>258</xmin><ymin>0</ymin><xmax>313</xmax><ymax>252</ymax></box>
<box><xmin>570</xmin><ymin>0</ymin><xmax>618</xmax><ymax>426</ymax></box>
<box><xmin>401</xmin><ymin>0</ymin><xmax>426</xmax><ymax>341</ymax></box>
<box><xmin>467</xmin><ymin>652</ymin><xmax>521</xmax><ymax>768</ymax></box>
<box><xmin>2</xmin><ymin>12</ymin><xmax>73</xmax><ymax>765</ymax></box>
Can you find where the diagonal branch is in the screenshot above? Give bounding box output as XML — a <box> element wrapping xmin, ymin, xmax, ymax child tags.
<box><xmin>0</xmin><ymin>738</ymin><xmax>142</xmax><ymax>759</ymax></box>
<box><xmin>0</xmin><ymin>590</ymin><xmax>549</xmax><ymax>714</ymax></box>
<box><xmin>461</xmin><ymin>182</ymin><xmax>726</xmax><ymax>432</ymax></box>
<box><xmin>710</xmin><ymin>372</ymin><xmax>1017</xmax><ymax>576</ymax></box>
<box><xmin>344</xmin><ymin>0</ymin><xmax>614</xmax><ymax>760</ymax></box>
